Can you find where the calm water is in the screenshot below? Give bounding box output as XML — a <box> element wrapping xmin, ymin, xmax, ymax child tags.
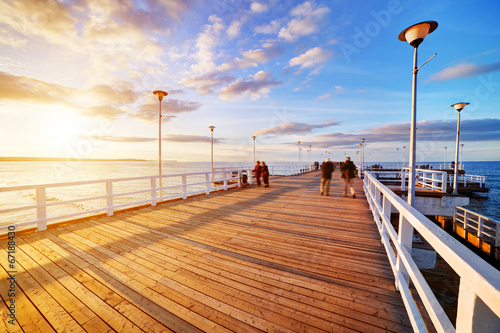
<box><xmin>1</xmin><ymin>160</ymin><xmax>498</xmax><ymax>227</ymax></box>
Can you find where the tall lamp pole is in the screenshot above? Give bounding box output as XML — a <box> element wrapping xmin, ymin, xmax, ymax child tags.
<box><xmin>460</xmin><ymin>144</ymin><xmax>464</xmax><ymax>170</ymax></box>
<box><xmin>451</xmin><ymin>102</ymin><xmax>469</xmax><ymax>195</ymax></box>
<box><xmin>361</xmin><ymin>138</ymin><xmax>365</xmax><ymax>177</ymax></box>
<box><xmin>309</xmin><ymin>145</ymin><xmax>312</xmax><ymax>169</ymax></box>
<box><xmin>396</xmin><ymin>148</ymin><xmax>399</xmax><ymax>169</ymax></box>
<box><xmin>444</xmin><ymin>147</ymin><xmax>447</xmax><ymax>169</ymax></box>
<box><xmin>403</xmin><ymin>146</ymin><xmax>406</xmax><ymax>168</ymax></box>
<box><xmin>209</xmin><ymin>126</ymin><xmax>215</xmax><ymax>180</ymax></box>
<box><xmin>153</xmin><ymin>90</ymin><xmax>168</xmax><ymax>194</ymax></box>
<box><xmin>252</xmin><ymin>136</ymin><xmax>257</xmax><ymax>165</ymax></box>
<box><xmin>298</xmin><ymin>141</ymin><xmax>301</xmax><ymax>168</ymax></box>
<box><xmin>398</xmin><ymin>20</ymin><xmax>438</xmax><ymax>206</ymax></box>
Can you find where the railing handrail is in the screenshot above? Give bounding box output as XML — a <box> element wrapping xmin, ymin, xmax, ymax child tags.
<box><xmin>0</xmin><ymin>169</ymin><xmax>247</xmax><ymax>233</ymax></box>
<box><xmin>363</xmin><ymin>170</ymin><xmax>500</xmax><ymax>332</ymax></box>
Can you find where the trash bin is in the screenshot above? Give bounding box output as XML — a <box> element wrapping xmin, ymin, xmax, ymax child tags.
<box><xmin>240</xmin><ymin>170</ymin><xmax>248</xmax><ymax>184</ymax></box>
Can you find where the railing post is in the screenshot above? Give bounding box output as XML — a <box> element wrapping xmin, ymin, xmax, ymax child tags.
<box><xmin>248</xmin><ymin>170</ymin><xmax>253</xmax><ymax>184</ymax></box>
<box><xmin>496</xmin><ymin>224</ymin><xmax>500</xmax><ymax>248</ymax></box>
<box><xmin>182</xmin><ymin>175</ymin><xmax>187</xmax><ymax>199</ymax></box>
<box><xmin>464</xmin><ymin>210</ymin><xmax>468</xmax><ymax>229</ymax></box>
<box><xmin>396</xmin><ymin>215</ymin><xmax>413</xmax><ymax>290</ymax></box>
<box><xmin>223</xmin><ymin>171</ymin><xmax>228</xmax><ymax>190</ymax></box>
<box><xmin>381</xmin><ymin>196</ymin><xmax>391</xmax><ymax>244</ymax></box>
<box><xmin>455</xmin><ymin>278</ymin><xmax>500</xmax><ymax>333</ymax></box>
<box><xmin>238</xmin><ymin>170</ymin><xmax>242</xmax><ymax>188</ymax></box>
<box><xmin>151</xmin><ymin>177</ymin><xmax>157</xmax><ymax>206</ymax></box>
<box><xmin>206</xmin><ymin>173</ymin><xmax>210</xmax><ymax>194</ymax></box>
<box><xmin>401</xmin><ymin>171</ymin><xmax>406</xmax><ymax>191</ymax></box>
<box><xmin>477</xmin><ymin>217</ymin><xmax>483</xmax><ymax>238</ymax></box>
<box><xmin>442</xmin><ymin>172</ymin><xmax>447</xmax><ymax>193</ymax></box>
<box><xmin>36</xmin><ymin>188</ymin><xmax>47</xmax><ymax>231</ymax></box>
<box><xmin>106</xmin><ymin>181</ymin><xmax>113</xmax><ymax>216</ymax></box>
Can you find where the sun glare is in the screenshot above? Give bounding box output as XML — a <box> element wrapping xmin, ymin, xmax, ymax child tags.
<box><xmin>43</xmin><ymin>109</ymin><xmax>82</xmax><ymax>143</ymax></box>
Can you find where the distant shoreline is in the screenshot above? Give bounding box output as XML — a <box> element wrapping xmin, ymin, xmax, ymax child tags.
<box><xmin>0</xmin><ymin>157</ymin><xmax>159</xmax><ymax>162</ymax></box>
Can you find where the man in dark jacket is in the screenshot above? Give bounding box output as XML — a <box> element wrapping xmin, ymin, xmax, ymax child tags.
<box><xmin>320</xmin><ymin>158</ymin><xmax>335</xmax><ymax>195</ymax></box>
<box><xmin>341</xmin><ymin>156</ymin><xmax>356</xmax><ymax>198</ymax></box>
<box><xmin>252</xmin><ymin>161</ymin><xmax>262</xmax><ymax>186</ymax></box>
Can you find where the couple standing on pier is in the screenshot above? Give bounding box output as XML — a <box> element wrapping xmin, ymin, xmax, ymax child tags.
<box><xmin>320</xmin><ymin>157</ymin><xmax>356</xmax><ymax>198</ymax></box>
<box><xmin>252</xmin><ymin>161</ymin><xmax>269</xmax><ymax>187</ymax></box>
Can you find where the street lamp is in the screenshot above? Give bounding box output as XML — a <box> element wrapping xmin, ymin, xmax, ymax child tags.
<box><xmin>361</xmin><ymin>138</ymin><xmax>365</xmax><ymax>177</ymax></box>
<box><xmin>209</xmin><ymin>126</ymin><xmax>215</xmax><ymax>173</ymax></box>
<box><xmin>451</xmin><ymin>102</ymin><xmax>469</xmax><ymax>195</ymax></box>
<box><xmin>460</xmin><ymin>144</ymin><xmax>464</xmax><ymax>170</ymax></box>
<box><xmin>396</xmin><ymin>148</ymin><xmax>399</xmax><ymax>169</ymax></box>
<box><xmin>403</xmin><ymin>146</ymin><xmax>406</xmax><ymax>168</ymax></box>
<box><xmin>153</xmin><ymin>90</ymin><xmax>168</xmax><ymax>194</ymax></box>
<box><xmin>309</xmin><ymin>145</ymin><xmax>312</xmax><ymax>167</ymax></box>
<box><xmin>444</xmin><ymin>147</ymin><xmax>447</xmax><ymax>169</ymax></box>
<box><xmin>399</xmin><ymin>20</ymin><xmax>438</xmax><ymax>206</ymax></box>
<box><xmin>298</xmin><ymin>141</ymin><xmax>301</xmax><ymax>168</ymax></box>
<box><xmin>252</xmin><ymin>136</ymin><xmax>257</xmax><ymax>165</ymax></box>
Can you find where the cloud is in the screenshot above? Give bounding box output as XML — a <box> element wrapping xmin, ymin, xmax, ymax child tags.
<box><xmin>312</xmin><ymin>118</ymin><xmax>500</xmax><ymax>148</ymax></box>
<box><xmin>255</xmin><ymin>20</ymin><xmax>280</xmax><ymax>34</ymax></box>
<box><xmin>250</xmin><ymin>2</ymin><xmax>268</xmax><ymax>13</ymax></box>
<box><xmin>191</xmin><ymin>15</ymin><xmax>225</xmax><ymax>73</ymax></box>
<box><xmin>318</xmin><ymin>93</ymin><xmax>332</xmax><ymax>99</ymax></box>
<box><xmin>254</xmin><ymin>121</ymin><xmax>340</xmax><ymax>136</ymax></box>
<box><xmin>217</xmin><ymin>48</ymin><xmax>272</xmax><ymax>71</ymax></box>
<box><xmin>278</xmin><ymin>1</ymin><xmax>330</xmax><ymax>42</ymax></box>
<box><xmin>133</xmin><ymin>99</ymin><xmax>202</xmax><ymax>121</ymax></box>
<box><xmin>227</xmin><ymin>18</ymin><xmax>246</xmax><ymax>39</ymax></box>
<box><xmin>0</xmin><ymin>71</ymin><xmax>131</xmax><ymax>120</ymax></box>
<box><xmin>289</xmin><ymin>47</ymin><xmax>332</xmax><ymax>70</ymax></box>
<box><xmin>429</xmin><ymin>62</ymin><xmax>500</xmax><ymax>81</ymax></box>
<box><xmin>85</xmin><ymin>134</ymin><xmax>223</xmax><ymax>144</ymax></box>
<box><xmin>179</xmin><ymin>71</ymin><xmax>235</xmax><ymax>95</ymax></box>
<box><xmin>218</xmin><ymin>71</ymin><xmax>281</xmax><ymax>100</ymax></box>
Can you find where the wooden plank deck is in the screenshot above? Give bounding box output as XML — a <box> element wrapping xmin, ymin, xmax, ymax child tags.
<box><xmin>1</xmin><ymin>170</ymin><xmax>412</xmax><ymax>332</ymax></box>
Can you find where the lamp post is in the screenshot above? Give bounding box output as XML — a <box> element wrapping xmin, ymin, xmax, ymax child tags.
<box><xmin>451</xmin><ymin>102</ymin><xmax>469</xmax><ymax>195</ymax></box>
<box><xmin>399</xmin><ymin>20</ymin><xmax>438</xmax><ymax>206</ymax></box>
<box><xmin>396</xmin><ymin>148</ymin><xmax>399</xmax><ymax>169</ymax></box>
<box><xmin>361</xmin><ymin>138</ymin><xmax>365</xmax><ymax>177</ymax></box>
<box><xmin>252</xmin><ymin>136</ymin><xmax>257</xmax><ymax>165</ymax></box>
<box><xmin>444</xmin><ymin>147</ymin><xmax>447</xmax><ymax>169</ymax></box>
<box><xmin>209</xmin><ymin>126</ymin><xmax>215</xmax><ymax>171</ymax></box>
<box><xmin>153</xmin><ymin>90</ymin><xmax>168</xmax><ymax>194</ymax></box>
<box><xmin>403</xmin><ymin>146</ymin><xmax>406</xmax><ymax>168</ymax></box>
<box><xmin>460</xmin><ymin>144</ymin><xmax>464</xmax><ymax>170</ymax></box>
<box><xmin>298</xmin><ymin>141</ymin><xmax>301</xmax><ymax>168</ymax></box>
<box><xmin>309</xmin><ymin>145</ymin><xmax>312</xmax><ymax>168</ymax></box>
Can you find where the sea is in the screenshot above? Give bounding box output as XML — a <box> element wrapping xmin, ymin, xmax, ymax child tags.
<box><xmin>0</xmin><ymin>160</ymin><xmax>498</xmax><ymax>227</ymax></box>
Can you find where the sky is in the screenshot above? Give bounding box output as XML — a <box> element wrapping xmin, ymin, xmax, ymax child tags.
<box><xmin>1</xmin><ymin>0</ymin><xmax>499</xmax><ymax>164</ymax></box>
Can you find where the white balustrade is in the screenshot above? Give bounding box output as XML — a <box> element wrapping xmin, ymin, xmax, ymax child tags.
<box><xmin>363</xmin><ymin>170</ymin><xmax>500</xmax><ymax>332</ymax></box>
<box><xmin>0</xmin><ymin>169</ymin><xmax>244</xmax><ymax>233</ymax></box>
<box><xmin>454</xmin><ymin>206</ymin><xmax>500</xmax><ymax>247</ymax></box>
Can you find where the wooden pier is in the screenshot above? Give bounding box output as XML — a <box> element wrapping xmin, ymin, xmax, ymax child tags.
<box><xmin>1</xmin><ymin>170</ymin><xmax>412</xmax><ymax>332</ymax></box>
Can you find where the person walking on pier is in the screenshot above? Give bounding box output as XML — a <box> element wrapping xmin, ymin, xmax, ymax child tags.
<box><xmin>341</xmin><ymin>156</ymin><xmax>356</xmax><ymax>198</ymax></box>
<box><xmin>320</xmin><ymin>158</ymin><xmax>335</xmax><ymax>196</ymax></box>
<box><xmin>261</xmin><ymin>161</ymin><xmax>269</xmax><ymax>187</ymax></box>
<box><xmin>253</xmin><ymin>161</ymin><xmax>262</xmax><ymax>186</ymax></box>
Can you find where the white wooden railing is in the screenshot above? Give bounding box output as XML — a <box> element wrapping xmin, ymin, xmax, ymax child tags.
<box><xmin>0</xmin><ymin>169</ymin><xmax>244</xmax><ymax>234</ymax></box>
<box><xmin>447</xmin><ymin>174</ymin><xmax>487</xmax><ymax>188</ymax></box>
<box><xmin>454</xmin><ymin>207</ymin><xmax>500</xmax><ymax>247</ymax></box>
<box><xmin>364</xmin><ymin>170</ymin><xmax>500</xmax><ymax>332</ymax></box>
<box><xmin>368</xmin><ymin>169</ymin><xmax>448</xmax><ymax>193</ymax></box>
